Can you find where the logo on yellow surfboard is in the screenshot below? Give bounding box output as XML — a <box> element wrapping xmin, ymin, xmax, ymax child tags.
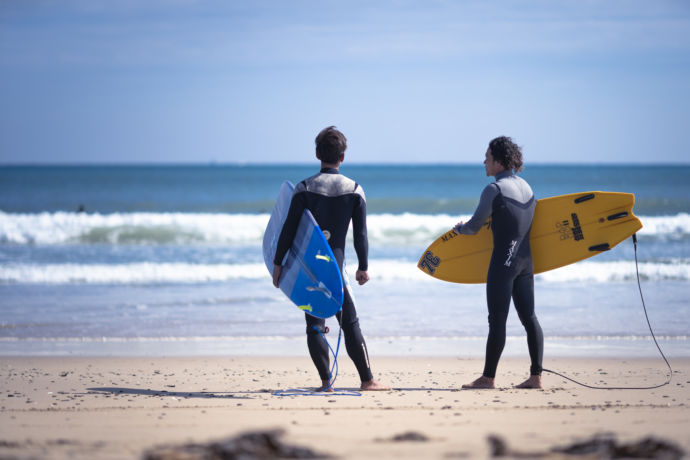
<box><xmin>419</xmin><ymin>251</ymin><xmax>441</xmax><ymax>275</ymax></box>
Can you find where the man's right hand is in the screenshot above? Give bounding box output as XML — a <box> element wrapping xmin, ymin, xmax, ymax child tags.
<box><xmin>272</xmin><ymin>264</ymin><xmax>283</xmax><ymax>288</ymax></box>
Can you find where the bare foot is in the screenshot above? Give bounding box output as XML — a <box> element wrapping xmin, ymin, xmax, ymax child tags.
<box><xmin>515</xmin><ymin>375</ymin><xmax>542</xmax><ymax>389</ymax></box>
<box><xmin>360</xmin><ymin>379</ymin><xmax>391</xmax><ymax>391</ymax></box>
<box><xmin>315</xmin><ymin>386</ymin><xmax>334</xmax><ymax>392</ymax></box>
<box><xmin>315</xmin><ymin>380</ymin><xmax>334</xmax><ymax>392</ymax></box>
<box><xmin>462</xmin><ymin>376</ymin><xmax>495</xmax><ymax>389</ymax></box>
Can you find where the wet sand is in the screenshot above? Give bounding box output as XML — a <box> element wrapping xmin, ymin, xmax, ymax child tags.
<box><xmin>1</xmin><ymin>356</ymin><xmax>688</xmax><ymax>459</ymax></box>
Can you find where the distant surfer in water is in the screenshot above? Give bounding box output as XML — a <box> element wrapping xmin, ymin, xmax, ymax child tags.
<box><xmin>454</xmin><ymin>136</ymin><xmax>544</xmax><ymax>389</ymax></box>
<box><xmin>272</xmin><ymin>126</ymin><xmax>390</xmax><ymax>392</ymax></box>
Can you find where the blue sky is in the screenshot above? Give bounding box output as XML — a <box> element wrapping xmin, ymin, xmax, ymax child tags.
<box><xmin>1</xmin><ymin>0</ymin><xmax>689</xmax><ymax>164</ymax></box>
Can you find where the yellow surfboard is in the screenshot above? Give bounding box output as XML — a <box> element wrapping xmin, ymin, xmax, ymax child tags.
<box><xmin>418</xmin><ymin>191</ymin><xmax>643</xmax><ymax>284</ymax></box>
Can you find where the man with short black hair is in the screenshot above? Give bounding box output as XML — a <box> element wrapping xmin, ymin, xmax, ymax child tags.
<box><xmin>273</xmin><ymin>126</ymin><xmax>389</xmax><ymax>392</ymax></box>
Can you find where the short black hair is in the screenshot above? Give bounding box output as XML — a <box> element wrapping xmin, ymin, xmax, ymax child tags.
<box><xmin>315</xmin><ymin>126</ymin><xmax>347</xmax><ymax>163</ymax></box>
<box><xmin>488</xmin><ymin>136</ymin><xmax>524</xmax><ymax>172</ymax></box>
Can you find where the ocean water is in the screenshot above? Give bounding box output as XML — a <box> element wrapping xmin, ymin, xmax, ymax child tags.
<box><xmin>0</xmin><ymin>164</ymin><xmax>688</xmax><ymax>358</ymax></box>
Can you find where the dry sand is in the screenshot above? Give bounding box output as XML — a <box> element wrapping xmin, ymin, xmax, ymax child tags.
<box><xmin>1</xmin><ymin>355</ymin><xmax>688</xmax><ymax>459</ymax></box>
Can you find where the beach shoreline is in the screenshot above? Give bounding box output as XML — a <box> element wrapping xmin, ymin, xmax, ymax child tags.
<box><xmin>2</xmin><ymin>335</ymin><xmax>687</xmax><ymax>358</ymax></box>
<box><xmin>1</xmin><ymin>356</ymin><xmax>687</xmax><ymax>459</ymax></box>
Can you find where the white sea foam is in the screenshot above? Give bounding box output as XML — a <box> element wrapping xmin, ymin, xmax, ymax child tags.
<box><xmin>0</xmin><ymin>262</ymin><xmax>268</xmax><ymax>284</ymax></box>
<box><xmin>0</xmin><ymin>211</ymin><xmax>270</xmax><ymax>245</ymax></box>
<box><xmin>534</xmin><ymin>260</ymin><xmax>690</xmax><ymax>283</ymax></box>
<box><xmin>0</xmin><ymin>211</ymin><xmax>687</xmax><ymax>246</ymax></box>
<box><xmin>1</xmin><ymin>259</ymin><xmax>687</xmax><ymax>285</ymax></box>
<box><xmin>371</xmin><ymin>259</ymin><xmax>690</xmax><ymax>283</ymax></box>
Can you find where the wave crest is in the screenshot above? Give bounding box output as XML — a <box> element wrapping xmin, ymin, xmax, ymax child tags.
<box><xmin>1</xmin><ymin>211</ymin><xmax>688</xmax><ymax>246</ymax></box>
<box><xmin>0</xmin><ymin>211</ymin><xmax>268</xmax><ymax>245</ymax></box>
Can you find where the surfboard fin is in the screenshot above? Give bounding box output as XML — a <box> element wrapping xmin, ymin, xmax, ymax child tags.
<box><xmin>574</xmin><ymin>193</ymin><xmax>595</xmax><ymax>203</ymax></box>
<box><xmin>607</xmin><ymin>212</ymin><xmax>629</xmax><ymax>221</ymax></box>
<box><xmin>588</xmin><ymin>243</ymin><xmax>611</xmax><ymax>252</ymax></box>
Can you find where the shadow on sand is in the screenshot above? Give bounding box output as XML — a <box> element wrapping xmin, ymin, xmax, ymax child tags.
<box><xmin>87</xmin><ymin>387</ymin><xmax>254</xmax><ymax>399</ymax></box>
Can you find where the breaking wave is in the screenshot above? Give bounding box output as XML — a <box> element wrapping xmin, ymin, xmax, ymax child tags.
<box><xmin>1</xmin><ymin>211</ymin><xmax>688</xmax><ymax>246</ymax></box>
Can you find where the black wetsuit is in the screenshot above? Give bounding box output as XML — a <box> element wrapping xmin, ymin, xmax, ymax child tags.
<box><xmin>456</xmin><ymin>170</ymin><xmax>543</xmax><ymax>378</ymax></box>
<box><xmin>274</xmin><ymin>168</ymin><xmax>374</xmax><ymax>383</ymax></box>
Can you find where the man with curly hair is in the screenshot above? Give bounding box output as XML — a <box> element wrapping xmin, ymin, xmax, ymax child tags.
<box><xmin>454</xmin><ymin>136</ymin><xmax>544</xmax><ymax>389</ymax></box>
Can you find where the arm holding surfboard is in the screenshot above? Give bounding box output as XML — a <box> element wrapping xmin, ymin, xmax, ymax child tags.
<box><xmin>453</xmin><ymin>182</ymin><xmax>497</xmax><ymax>236</ymax></box>
<box><xmin>272</xmin><ymin>190</ymin><xmax>307</xmax><ymax>288</ymax></box>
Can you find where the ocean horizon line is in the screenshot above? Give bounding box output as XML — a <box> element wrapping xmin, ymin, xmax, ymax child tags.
<box><xmin>2</xmin><ymin>162</ymin><xmax>689</xmax><ymax>168</ymax></box>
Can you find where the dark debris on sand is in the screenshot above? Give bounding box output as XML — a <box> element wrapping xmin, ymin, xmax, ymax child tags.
<box><xmin>374</xmin><ymin>431</ymin><xmax>430</xmax><ymax>443</ymax></box>
<box><xmin>143</xmin><ymin>429</ymin><xmax>333</xmax><ymax>460</ymax></box>
<box><xmin>488</xmin><ymin>433</ymin><xmax>685</xmax><ymax>459</ymax></box>
<box><xmin>391</xmin><ymin>431</ymin><xmax>430</xmax><ymax>442</ymax></box>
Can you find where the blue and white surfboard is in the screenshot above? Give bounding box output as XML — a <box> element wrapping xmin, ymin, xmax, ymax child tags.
<box><xmin>263</xmin><ymin>181</ymin><xmax>344</xmax><ymax>319</ymax></box>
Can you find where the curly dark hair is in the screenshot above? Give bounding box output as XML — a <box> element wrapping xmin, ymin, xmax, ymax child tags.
<box><xmin>488</xmin><ymin>136</ymin><xmax>524</xmax><ymax>172</ymax></box>
<box><xmin>315</xmin><ymin>126</ymin><xmax>347</xmax><ymax>164</ymax></box>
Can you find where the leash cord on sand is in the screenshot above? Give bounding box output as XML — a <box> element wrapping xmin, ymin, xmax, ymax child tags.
<box><xmin>273</xmin><ymin>325</ymin><xmax>362</xmax><ymax>397</ymax></box>
<box><xmin>542</xmin><ymin>234</ymin><xmax>673</xmax><ymax>390</ymax></box>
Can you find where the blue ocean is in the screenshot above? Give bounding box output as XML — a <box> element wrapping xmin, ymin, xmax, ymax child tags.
<box><xmin>1</xmin><ymin>165</ymin><xmax>688</xmax><ymax>358</ymax></box>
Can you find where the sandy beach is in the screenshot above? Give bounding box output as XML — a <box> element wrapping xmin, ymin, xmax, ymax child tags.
<box><xmin>1</xmin><ymin>355</ymin><xmax>687</xmax><ymax>459</ymax></box>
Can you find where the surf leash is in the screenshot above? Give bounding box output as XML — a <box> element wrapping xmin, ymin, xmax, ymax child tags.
<box><xmin>273</xmin><ymin>325</ymin><xmax>362</xmax><ymax>397</ymax></box>
<box><xmin>542</xmin><ymin>233</ymin><xmax>673</xmax><ymax>390</ymax></box>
